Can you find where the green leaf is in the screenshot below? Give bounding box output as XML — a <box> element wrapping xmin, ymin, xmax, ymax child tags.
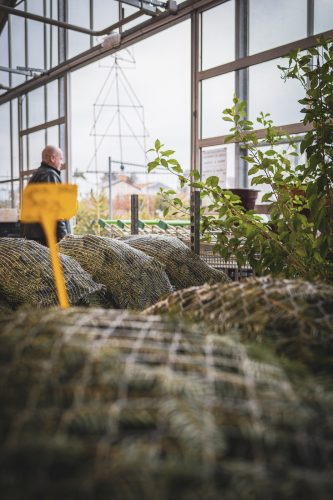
<box><xmin>147</xmin><ymin>161</ymin><xmax>159</xmax><ymax>173</ymax></box>
<box><xmin>261</xmin><ymin>192</ymin><xmax>272</xmax><ymax>202</ymax></box>
<box><xmin>154</xmin><ymin>139</ymin><xmax>161</xmax><ymax>151</ymax></box>
<box><xmin>224</xmin><ymin>134</ymin><xmax>235</xmax><ymax>144</ymax></box>
<box><xmin>161</xmin><ymin>158</ymin><xmax>169</xmax><ymax>168</ymax></box>
<box><xmin>161</xmin><ymin>150</ymin><xmax>175</xmax><ymax>157</ymax></box>
<box><xmin>206</xmin><ymin>176</ymin><xmax>219</xmax><ymax>187</ymax></box>
<box><xmin>172</xmin><ymin>165</ymin><xmax>183</xmax><ymax>174</ymax></box>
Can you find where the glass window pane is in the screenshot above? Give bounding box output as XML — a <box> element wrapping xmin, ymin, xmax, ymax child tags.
<box><xmin>46</xmin><ymin>0</ymin><xmax>59</xmax><ymax>68</ymax></box>
<box><xmin>122</xmin><ymin>5</ymin><xmax>150</xmax><ymax>32</ymax></box>
<box><xmin>28</xmin><ymin>87</ymin><xmax>45</xmax><ymax>128</ymax></box>
<box><xmin>201</xmin><ymin>72</ymin><xmax>235</xmax><ymax>139</ymax></box>
<box><xmin>67</xmin><ymin>0</ymin><xmax>90</xmax><ymax>59</ymax></box>
<box><xmin>201</xmin><ymin>0</ymin><xmax>235</xmax><ymax>70</ymax></box>
<box><xmin>0</xmin><ymin>103</ymin><xmax>11</xmax><ymax>182</ymax></box>
<box><xmin>12</xmin><ymin>180</ymin><xmax>20</xmax><ymax>209</ymax></box>
<box><xmin>27</xmin><ymin>0</ymin><xmax>43</xmax><ymax>15</ymax></box>
<box><xmin>249</xmin><ymin>59</ymin><xmax>303</xmax><ymax>126</ymax></box>
<box><xmin>47</xmin><ymin>80</ymin><xmax>59</xmax><ymax>121</ymax></box>
<box><xmin>0</xmin><ymin>24</ymin><xmax>9</xmax><ymax>88</ymax></box>
<box><xmin>201</xmin><ymin>143</ymin><xmax>236</xmax><ymax>187</ymax></box>
<box><xmin>0</xmin><ymin>182</ymin><xmax>12</xmax><ymax>208</ymax></box>
<box><xmin>46</xmin><ymin>125</ymin><xmax>59</xmax><ymax>146</ymax></box>
<box><xmin>28</xmin><ymin>130</ymin><xmax>46</xmax><ymax>169</ymax></box>
<box><xmin>22</xmin><ymin>135</ymin><xmax>28</xmax><ymax>171</ymax></box>
<box><xmin>314</xmin><ymin>0</ymin><xmax>333</xmax><ymax>33</ymax></box>
<box><xmin>249</xmin><ymin>0</ymin><xmax>307</xmax><ymax>55</ymax></box>
<box><xmin>9</xmin><ymin>13</ymin><xmax>26</xmax><ymax>87</ymax></box>
<box><xmin>11</xmin><ymin>99</ymin><xmax>19</xmax><ymax>178</ymax></box>
<box><xmin>93</xmin><ymin>0</ymin><xmax>118</xmax><ymax>31</ymax></box>
<box><xmin>27</xmin><ymin>20</ymin><xmax>45</xmax><ymax>70</ymax></box>
<box><xmin>21</xmin><ymin>94</ymin><xmax>27</xmax><ymax>130</ymax></box>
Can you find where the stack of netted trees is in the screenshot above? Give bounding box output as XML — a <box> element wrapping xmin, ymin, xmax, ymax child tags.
<box><xmin>0</xmin><ymin>236</ymin><xmax>230</xmax><ymax>312</ymax></box>
<box><xmin>0</xmin><ymin>307</ymin><xmax>332</xmax><ymax>499</ymax></box>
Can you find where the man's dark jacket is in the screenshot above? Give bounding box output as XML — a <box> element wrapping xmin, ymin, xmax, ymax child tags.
<box><xmin>21</xmin><ymin>162</ymin><xmax>70</xmax><ymax>243</ymax></box>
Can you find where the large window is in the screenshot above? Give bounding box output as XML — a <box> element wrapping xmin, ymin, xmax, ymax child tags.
<box><xmin>0</xmin><ymin>0</ymin><xmax>332</xmax><ymax>211</ymax></box>
<box><xmin>70</xmin><ymin>20</ymin><xmax>191</xmax><ymax>202</ymax></box>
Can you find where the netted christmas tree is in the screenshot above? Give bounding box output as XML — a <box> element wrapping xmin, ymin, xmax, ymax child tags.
<box><xmin>0</xmin><ymin>307</ymin><xmax>332</xmax><ymax>499</ymax></box>
<box><xmin>146</xmin><ymin>276</ymin><xmax>333</xmax><ymax>374</ymax></box>
<box><xmin>58</xmin><ymin>235</ymin><xmax>173</xmax><ymax>309</ymax></box>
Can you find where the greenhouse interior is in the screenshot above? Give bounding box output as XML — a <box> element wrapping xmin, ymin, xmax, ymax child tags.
<box><xmin>0</xmin><ymin>0</ymin><xmax>333</xmax><ymax>498</ymax></box>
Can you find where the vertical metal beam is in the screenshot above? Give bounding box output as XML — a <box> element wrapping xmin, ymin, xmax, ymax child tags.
<box><xmin>18</xmin><ymin>96</ymin><xmax>24</xmax><ymax>204</ymax></box>
<box><xmin>307</xmin><ymin>0</ymin><xmax>314</xmax><ymax>37</ymax></box>
<box><xmin>190</xmin><ymin>9</ymin><xmax>200</xmax><ymax>255</ymax></box>
<box><xmin>44</xmin><ymin>0</ymin><xmax>48</xmax><ymax>145</ymax></box>
<box><xmin>191</xmin><ymin>9</ymin><xmax>199</xmax><ymax>175</ymax></box>
<box><xmin>108</xmin><ymin>156</ymin><xmax>112</xmax><ymax>220</ymax></box>
<box><xmin>235</xmin><ymin>0</ymin><xmax>249</xmax><ymax>188</ymax></box>
<box><xmin>131</xmin><ymin>194</ymin><xmax>139</xmax><ymax>234</ymax></box>
<box><xmin>8</xmin><ymin>13</ymin><xmax>14</xmax><ymax>207</ymax></box>
<box><xmin>24</xmin><ymin>0</ymin><xmax>29</xmax><ymax>168</ymax></box>
<box><xmin>190</xmin><ymin>190</ymin><xmax>200</xmax><ymax>254</ymax></box>
<box><xmin>58</xmin><ymin>0</ymin><xmax>66</xmax><ymax>63</ymax></box>
<box><xmin>62</xmin><ymin>72</ymin><xmax>71</xmax><ymax>182</ymax></box>
<box><xmin>90</xmin><ymin>0</ymin><xmax>94</xmax><ymax>48</ymax></box>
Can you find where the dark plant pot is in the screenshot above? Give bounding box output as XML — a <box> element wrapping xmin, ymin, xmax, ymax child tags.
<box><xmin>228</xmin><ymin>188</ymin><xmax>260</xmax><ymax>211</ymax></box>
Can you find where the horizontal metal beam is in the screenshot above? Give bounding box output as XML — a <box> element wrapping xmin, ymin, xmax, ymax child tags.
<box><xmin>19</xmin><ymin>117</ymin><xmax>66</xmax><ymax>137</ymax></box>
<box><xmin>0</xmin><ymin>4</ymin><xmax>145</xmax><ymax>36</ymax></box>
<box><xmin>198</xmin><ymin>28</ymin><xmax>333</xmax><ymax>81</ymax></box>
<box><xmin>198</xmin><ymin>122</ymin><xmax>313</xmax><ymax>148</ymax></box>
<box><xmin>0</xmin><ymin>65</ymin><xmax>31</xmax><ymax>76</ymax></box>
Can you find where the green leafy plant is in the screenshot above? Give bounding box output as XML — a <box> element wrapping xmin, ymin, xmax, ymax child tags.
<box><xmin>147</xmin><ymin>38</ymin><xmax>333</xmax><ymax>282</ymax></box>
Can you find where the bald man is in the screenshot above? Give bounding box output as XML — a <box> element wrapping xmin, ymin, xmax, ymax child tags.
<box><xmin>21</xmin><ymin>145</ymin><xmax>70</xmax><ymax>245</ymax></box>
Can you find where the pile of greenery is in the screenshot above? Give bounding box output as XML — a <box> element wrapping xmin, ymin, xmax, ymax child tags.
<box><xmin>147</xmin><ymin>38</ymin><xmax>333</xmax><ymax>282</ymax></box>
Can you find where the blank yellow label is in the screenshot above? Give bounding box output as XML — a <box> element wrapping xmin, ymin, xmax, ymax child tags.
<box><xmin>20</xmin><ymin>183</ymin><xmax>77</xmax><ymax>222</ymax></box>
<box><xmin>21</xmin><ymin>183</ymin><xmax>78</xmax><ymax>309</ymax></box>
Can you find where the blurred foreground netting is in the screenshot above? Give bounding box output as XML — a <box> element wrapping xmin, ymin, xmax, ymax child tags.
<box><xmin>145</xmin><ymin>276</ymin><xmax>333</xmax><ymax>374</ymax></box>
<box><xmin>58</xmin><ymin>235</ymin><xmax>173</xmax><ymax>310</ymax></box>
<box><xmin>0</xmin><ymin>238</ymin><xmax>106</xmax><ymax>308</ymax></box>
<box><xmin>0</xmin><ymin>308</ymin><xmax>332</xmax><ymax>499</ymax></box>
<box><xmin>121</xmin><ymin>235</ymin><xmax>230</xmax><ymax>289</ymax></box>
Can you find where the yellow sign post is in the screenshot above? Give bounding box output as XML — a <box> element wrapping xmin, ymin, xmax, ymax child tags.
<box><xmin>20</xmin><ymin>183</ymin><xmax>78</xmax><ymax>309</ymax></box>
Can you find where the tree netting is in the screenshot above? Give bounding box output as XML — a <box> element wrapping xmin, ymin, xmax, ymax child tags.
<box><xmin>0</xmin><ymin>238</ymin><xmax>106</xmax><ymax>308</ymax></box>
<box><xmin>121</xmin><ymin>235</ymin><xmax>230</xmax><ymax>289</ymax></box>
<box><xmin>58</xmin><ymin>235</ymin><xmax>173</xmax><ymax>310</ymax></box>
<box><xmin>0</xmin><ymin>308</ymin><xmax>332</xmax><ymax>499</ymax></box>
<box><xmin>145</xmin><ymin>276</ymin><xmax>333</xmax><ymax>374</ymax></box>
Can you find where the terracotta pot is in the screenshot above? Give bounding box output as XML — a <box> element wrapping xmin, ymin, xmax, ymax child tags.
<box><xmin>227</xmin><ymin>188</ymin><xmax>260</xmax><ymax>211</ymax></box>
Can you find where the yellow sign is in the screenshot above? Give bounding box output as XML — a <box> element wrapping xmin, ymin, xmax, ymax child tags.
<box><xmin>21</xmin><ymin>183</ymin><xmax>78</xmax><ymax>309</ymax></box>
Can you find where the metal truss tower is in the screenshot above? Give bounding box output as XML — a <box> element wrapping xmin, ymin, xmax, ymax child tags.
<box><xmin>86</xmin><ymin>49</ymin><xmax>149</xmax><ymax>188</ymax></box>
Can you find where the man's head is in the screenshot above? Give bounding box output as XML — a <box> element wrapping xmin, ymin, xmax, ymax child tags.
<box><xmin>42</xmin><ymin>145</ymin><xmax>64</xmax><ymax>171</ymax></box>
